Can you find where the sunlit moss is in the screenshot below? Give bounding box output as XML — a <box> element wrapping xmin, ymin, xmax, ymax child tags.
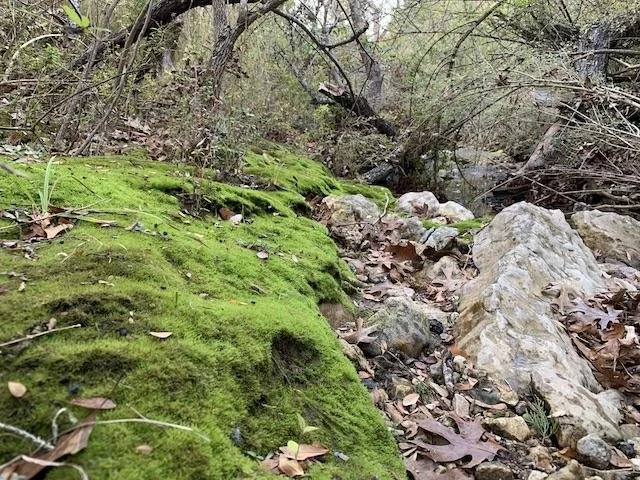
<box><xmin>0</xmin><ymin>152</ymin><xmax>404</xmax><ymax>479</ymax></box>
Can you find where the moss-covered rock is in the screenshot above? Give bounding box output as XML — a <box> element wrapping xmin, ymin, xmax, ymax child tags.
<box><xmin>0</xmin><ymin>152</ymin><xmax>404</xmax><ymax>479</ymax></box>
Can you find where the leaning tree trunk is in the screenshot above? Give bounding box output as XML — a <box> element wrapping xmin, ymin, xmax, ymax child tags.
<box><xmin>72</xmin><ymin>0</ymin><xmax>261</xmax><ymax>68</ymax></box>
<box><xmin>208</xmin><ymin>0</ymin><xmax>287</xmax><ymax>103</ymax></box>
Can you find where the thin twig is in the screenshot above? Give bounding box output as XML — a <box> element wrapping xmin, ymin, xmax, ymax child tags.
<box><xmin>0</xmin><ymin>323</ymin><xmax>82</xmax><ymax>348</ymax></box>
<box><xmin>0</xmin><ymin>422</ymin><xmax>54</xmax><ymax>450</ymax></box>
<box><xmin>61</xmin><ymin>418</ymin><xmax>210</xmax><ymax>442</ymax></box>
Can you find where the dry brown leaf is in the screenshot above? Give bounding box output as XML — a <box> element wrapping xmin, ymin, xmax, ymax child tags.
<box><xmin>403</xmin><ymin>393</ymin><xmax>420</xmax><ymax>407</ymax></box>
<box><xmin>44</xmin><ymin>222</ymin><xmax>73</xmax><ymax>239</ymax></box>
<box><xmin>8</xmin><ymin>381</ymin><xmax>27</xmax><ymax>398</ymax></box>
<box><xmin>411</xmin><ymin>415</ymin><xmax>502</xmax><ymax>468</ymax></box>
<box><xmin>338</xmin><ymin>317</ymin><xmax>377</xmax><ymax>345</ymax></box>
<box><xmin>277</xmin><ymin>456</ymin><xmax>304</xmax><ymax>477</ymax></box>
<box><xmin>259</xmin><ymin>457</ymin><xmax>279</xmax><ymax>472</ymax></box>
<box><xmin>610</xmin><ymin>446</ymin><xmax>633</xmax><ymax>467</ymax></box>
<box><xmin>70</xmin><ymin>397</ymin><xmax>116</xmax><ymax>410</ymax></box>
<box><xmin>219</xmin><ymin>207</ymin><xmax>235</xmax><ymax>220</ymax></box>
<box><xmin>149</xmin><ymin>331</ymin><xmax>173</xmax><ymax>339</ymax></box>
<box><xmin>0</xmin><ymin>412</ymin><xmax>96</xmax><ymax>480</ymax></box>
<box><xmin>280</xmin><ymin>443</ymin><xmax>329</xmax><ymax>461</ymax></box>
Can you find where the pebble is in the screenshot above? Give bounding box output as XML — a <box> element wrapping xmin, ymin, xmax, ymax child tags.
<box><xmin>547</xmin><ymin>460</ymin><xmax>583</xmax><ymax>480</ymax></box>
<box><xmin>528</xmin><ymin>471</ymin><xmax>549</xmax><ymax>480</ymax></box>
<box><xmin>576</xmin><ymin>434</ymin><xmax>611</xmax><ymax>470</ymax></box>
<box><xmin>484</xmin><ymin>416</ymin><xmax>532</xmax><ymax>442</ymax></box>
<box><xmin>474</xmin><ymin>461</ymin><xmax>514</xmax><ymax>480</ymax></box>
<box><xmin>528</xmin><ymin>445</ymin><xmax>555</xmax><ymax>473</ymax></box>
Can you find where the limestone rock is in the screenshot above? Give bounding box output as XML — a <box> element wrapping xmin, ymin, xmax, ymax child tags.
<box><xmin>576</xmin><ymin>434</ymin><xmax>611</xmax><ymax>470</ymax></box>
<box><xmin>389</xmin><ymin>376</ymin><xmax>413</xmax><ymax>400</ymax></box>
<box><xmin>456</xmin><ymin>202</ymin><xmax>621</xmax><ymax>447</ymax></box>
<box><xmin>321</xmin><ymin>194</ymin><xmax>380</xmax><ymax>225</ymax></box>
<box><xmin>475</xmin><ymin>461</ymin><xmax>514</xmax><ymax>480</ymax></box>
<box><xmin>484</xmin><ymin>416</ymin><xmax>532</xmax><ymax>442</ymax></box>
<box><xmin>397</xmin><ymin>191</ymin><xmax>439</xmax><ymax>218</ymax></box>
<box><xmin>363</xmin><ymin>296</ymin><xmax>449</xmax><ymax>357</ymax></box>
<box><xmin>528</xmin><ymin>445</ymin><xmax>555</xmax><ymax>473</ymax></box>
<box><xmin>396</xmin><ymin>216</ymin><xmax>427</xmax><ymax>242</ymax></box>
<box><xmin>620</xmin><ymin>424</ymin><xmax>640</xmax><ymax>440</ymax></box>
<box><xmin>320</xmin><ymin>194</ymin><xmax>380</xmax><ymax>248</ymax></box>
<box><xmin>422</xmin><ymin>226</ymin><xmax>459</xmax><ymax>250</ymax></box>
<box><xmin>571</xmin><ymin>210</ymin><xmax>640</xmax><ymax>268</ymax></box>
<box><xmin>547</xmin><ymin>460</ymin><xmax>583</xmax><ymax>480</ymax></box>
<box><xmin>437</xmin><ymin>201</ymin><xmax>475</xmax><ymax>223</ymax></box>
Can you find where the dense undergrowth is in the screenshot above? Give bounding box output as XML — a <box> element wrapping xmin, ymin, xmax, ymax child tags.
<box><xmin>0</xmin><ymin>150</ymin><xmax>404</xmax><ymax>479</ymax></box>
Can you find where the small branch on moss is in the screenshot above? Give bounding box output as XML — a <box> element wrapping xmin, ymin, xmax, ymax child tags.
<box><xmin>0</xmin><ymin>422</ymin><xmax>54</xmax><ymax>450</ymax></box>
<box><xmin>0</xmin><ymin>324</ymin><xmax>82</xmax><ymax>348</ymax></box>
<box><xmin>60</xmin><ymin>418</ymin><xmax>210</xmax><ymax>442</ymax></box>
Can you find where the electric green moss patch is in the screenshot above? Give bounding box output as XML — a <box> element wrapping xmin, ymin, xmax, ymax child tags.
<box><xmin>0</xmin><ymin>153</ymin><xmax>404</xmax><ymax>479</ymax></box>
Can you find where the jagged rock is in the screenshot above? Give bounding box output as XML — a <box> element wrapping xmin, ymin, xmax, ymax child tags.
<box><xmin>571</xmin><ymin>210</ymin><xmax>640</xmax><ymax>268</ymax></box>
<box><xmin>363</xmin><ymin>296</ymin><xmax>449</xmax><ymax>357</ymax></box>
<box><xmin>483</xmin><ymin>416</ymin><xmax>532</xmax><ymax>442</ymax></box>
<box><xmin>620</xmin><ymin>424</ymin><xmax>640</xmax><ymax>440</ymax></box>
<box><xmin>528</xmin><ymin>445</ymin><xmax>555</xmax><ymax>473</ymax></box>
<box><xmin>577</xmin><ymin>434</ymin><xmax>611</xmax><ymax>470</ymax></box>
<box><xmin>437</xmin><ymin>201</ymin><xmax>475</xmax><ymax>223</ymax></box>
<box><xmin>422</xmin><ymin>226</ymin><xmax>459</xmax><ymax>250</ymax></box>
<box><xmin>396</xmin><ymin>191</ymin><xmax>440</xmax><ymax>218</ymax></box>
<box><xmin>321</xmin><ymin>194</ymin><xmax>380</xmax><ymax>225</ymax></box>
<box><xmin>546</xmin><ymin>460</ymin><xmax>583</xmax><ymax>480</ymax></box>
<box><xmin>396</xmin><ymin>216</ymin><xmax>427</xmax><ymax>241</ymax></box>
<box><xmin>319</xmin><ymin>194</ymin><xmax>380</xmax><ymax>248</ymax></box>
<box><xmin>475</xmin><ymin>461</ymin><xmax>514</xmax><ymax>480</ymax></box>
<box><xmin>456</xmin><ymin>202</ymin><xmax>622</xmax><ymax>448</ymax></box>
<box><xmin>389</xmin><ymin>376</ymin><xmax>413</xmax><ymax>400</ymax></box>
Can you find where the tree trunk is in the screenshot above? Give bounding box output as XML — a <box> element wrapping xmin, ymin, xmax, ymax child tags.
<box><xmin>72</xmin><ymin>0</ymin><xmax>261</xmax><ymax>68</ymax></box>
<box><xmin>318</xmin><ymin>83</ymin><xmax>396</xmax><ymax>137</ymax></box>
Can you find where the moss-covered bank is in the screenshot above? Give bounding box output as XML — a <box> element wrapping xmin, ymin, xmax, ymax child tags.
<box><xmin>0</xmin><ymin>150</ymin><xmax>404</xmax><ymax>479</ymax></box>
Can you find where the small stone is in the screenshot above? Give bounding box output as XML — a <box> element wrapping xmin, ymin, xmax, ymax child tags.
<box><xmin>528</xmin><ymin>471</ymin><xmax>549</xmax><ymax>480</ymax></box>
<box><xmin>515</xmin><ymin>400</ymin><xmax>528</xmax><ymax>415</ymax></box>
<box><xmin>474</xmin><ymin>461</ymin><xmax>514</xmax><ymax>480</ymax></box>
<box><xmin>576</xmin><ymin>434</ymin><xmax>611</xmax><ymax>470</ymax></box>
<box><xmin>452</xmin><ymin>393</ymin><xmax>470</xmax><ymax>417</ymax></box>
<box><xmin>547</xmin><ymin>460</ymin><xmax>582</xmax><ymax>480</ymax></box>
<box><xmin>528</xmin><ymin>445</ymin><xmax>555</xmax><ymax>473</ymax></box>
<box><xmin>422</xmin><ymin>226</ymin><xmax>459</xmax><ymax>250</ymax></box>
<box><xmin>484</xmin><ymin>416</ymin><xmax>532</xmax><ymax>442</ymax></box>
<box><xmin>396</xmin><ymin>191</ymin><xmax>439</xmax><ymax>218</ymax></box>
<box><xmin>619</xmin><ymin>424</ymin><xmax>640</xmax><ymax>440</ymax></box>
<box><xmin>389</xmin><ymin>376</ymin><xmax>413</xmax><ymax>400</ymax></box>
<box><xmin>437</xmin><ymin>201</ymin><xmax>474</xmax><ymax>222</ymax></box>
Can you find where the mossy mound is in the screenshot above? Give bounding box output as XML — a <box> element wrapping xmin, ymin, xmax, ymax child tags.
<box><xmin>0</xmin><ymin>151</ymin><xmax>403</xmax><ymax>479</ymax></box>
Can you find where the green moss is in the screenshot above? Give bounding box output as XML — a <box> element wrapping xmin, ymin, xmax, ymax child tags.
<box><xmin>0</xmin><ymin>153</ymin><xmax>404</xmax><ymax>479</ymax></box>
<box><xmin>421</xmin><ymin>216</ymin><xmax>492</xmax><ymax>234</ymax></box>
<box><xmin>449</xmin><ymin>216</ymin><xmax>492</xmax><ymax>234</ymax></box>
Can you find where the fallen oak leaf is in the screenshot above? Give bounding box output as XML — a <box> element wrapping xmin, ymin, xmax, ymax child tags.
<box><xmin>410</xmin><ymin>415</ymin><xmax>502</xmax><ymax>468</ymax></box>
<box><xmin>280</xmin><ymin>443</ymin><xmax>329</xmax><ymax>461</ymax></box>
<box><xmin>338</xmin><ymin>317</ymin><xmax>377</xmax><ymax>345</ymax></box>
<box><xmin>70</xmin><ymin>397</ymin><xmax>116</xmax><ymax>410</ymax></box>
<box><xmin>277</xmin><ymin>456</ymin><xmax>305</xmax><ymax>477</ymax></box>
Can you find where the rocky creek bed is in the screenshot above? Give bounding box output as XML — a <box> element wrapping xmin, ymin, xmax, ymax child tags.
<box><xmin>1</xmin><ymin>149</ymin><xmax>640</xmax><ymax>480</ymax></box>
